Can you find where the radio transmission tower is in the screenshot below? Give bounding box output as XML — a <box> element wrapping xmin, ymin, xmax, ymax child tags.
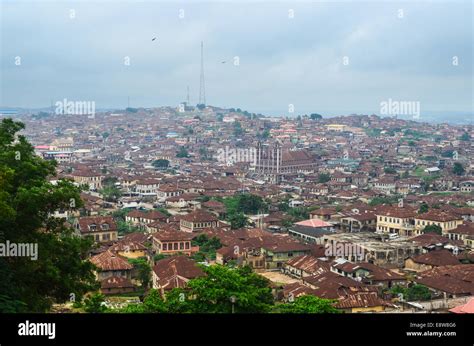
<box><xmin>199</xmin><ymin>41</ymin><xmax>206</xmax><ymax>105</ymax></box>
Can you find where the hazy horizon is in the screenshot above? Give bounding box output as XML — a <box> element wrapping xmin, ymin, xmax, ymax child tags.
<box><xmin>1</xmin><ymin>1</ymin><xmax>473</xmax><ymax>121</ymax></box>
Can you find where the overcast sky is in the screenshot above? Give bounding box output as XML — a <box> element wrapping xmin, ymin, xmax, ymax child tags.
<box><xmin>1</xmin><ymin>0</ymin><xmax>472</xmax><ymax>117</ymax></box>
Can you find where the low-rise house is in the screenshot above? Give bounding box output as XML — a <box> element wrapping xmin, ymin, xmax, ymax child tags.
<box><xmin>260</xmin><ymin>237</ymin><xmax>312</xmax><ymax>270</ymax></box>
<box><xmin>340</xmin><ymin>211</ymin><xmax>377</xmax><ymax>233</ymax></box>
<box><xmin>459</xmin><ymin>180</ymin><xmax>474</xmax><ymax>193</ymax></box>
<box><xmin>303</xmin><ymin>271</ymin><xmax>392</xmax><ymax>312</ymax></box>
<box><xmin>404</xmin><ymin>249</ymin><xmax>460</xmax><ymax>272</ymax></box>
<box><xmin>310</xmin><ymin>208</ymin><xmax>338</xmax><ymax>222</ymax></box>
<box><xmin>179</xmin><ymin>209</ymin><xmax>219</xmax><ymax>232</ymax></box>
<box><xmin>157</xmin><ymin>185</ymin><xmax>183</xmax><ymax>199</ymax></box>
<box><xmin>333</xmin><ymin>292</ymin><xmax>394</xmax><ymax>313</ymax></box>
<box><xmin>414</xmin><ymin>210</ymin><xmax>464</xmax><ymax>235</ymax></box>
<box><xmin>330</xmin><ymin>259</ymin><xmax>405</xmax><ymax>288</ymax></box>
<box><xmin>151</xmin><ymin>231</ymin><xmax>198</xmax><ymax>256</ymax></box>
<box><xmin>289</xmin><ymin>219</ymin><xmax>334</xmax><ymax>243</ymax></box>
<box><xmin>373</xmin><ymin>177</ymin><xmax>397</xmax><ymax>194</ymax></box>
<box><xmin>90</xmin><ymin>250</ymin><xmax>133</xmax><ymax>281</ymax></box>
<box><xmin>202</xmin><ymin>200</ymin><xmax>226</xmax><ymax>218</ymax></box>
<box><xmin>141</xmin><ymin>210</ymin><xmax>168</xmax><ymax>224</ymax></box>
<box><xmin>126</xmin><ymin>210</ymin><xmax>168</xmax><ymax>228</ymax></box>
<box><xmin>375</xmin><ymin>206</ymin><xmax>417</xmax><ymax>236</ymax></box>
<box><xmin>410</xmin><ymin>233</ymin><xmax>449</xmax><ymax>250</ymax></box>
<box><xmin>100</xmin><ymin>276</ymin><xmax>135</xmax><ymax>295</ymax></box>
<box><xmin>80</xmin><ymin>192</ymin><xmax>104</xmax><ymax>216</ymax></box>
<box><xmin>447</xmin><ymin>222</ymin><xmax>474</xmax><ymax>249</ymax></box>
<box><xmin>135</xmin><ymin>178</ymin><xmax>160</xmax><ymax>196</ymax></box>
<box><xmin>414</xmin><ymin>264</ymin><xmax>474</xmax><ymax>298</ymax></box>
<box><xmin>449</xmin><ymin>297</ymin><xmax>474</xmax><ymax>313</ymax></box>
<box><xmin>165</xmin><ymin>193</ymin><xmax>201</xmax><ymax>209</ymax></box>
<box><xmin>125</xmin><ymin>210</ymin><xmax>145</xmax><ymax>225</ymax></box>
<box><xmin>76</xmin><ymin>216</ymin><xmax>118</xmax><ymax>243</ymax></box>
<box><xmin>72</xmin><ymin>170</ymin><xmax>103</xmax><ymax>190</ymax></box>
<box><xmin>215</xmin><ymin>246</ymin><xmax>240</xmax><ymax>265</ymax></box>
<box><xmin>109</xmin><ymin>240</ymin><xmax>148</xmax><ymax>259</ymax></box>
<box><xmin>284</xmin><ymin>255</ymin><xmax>330</xmax><ymax>278</ymax></box>
<box><xmin>152</xmin><ymin>256</ymin><xmax>205</xmax><ymax>296</ymax></box>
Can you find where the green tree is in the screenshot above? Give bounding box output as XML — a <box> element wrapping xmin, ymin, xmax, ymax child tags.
<box><xmin>0</xmin><ymin>119</ymin><xmax>97</xmax><ymax>312</ymax></box>
<box><xmin>192</xmin><ymin>234</ymin><xmax>222</xmax><ymax>260</ymax></box>
<box><xmin>116</xmin><ymin>220</ymin><xmax>141</xmax><ymax>235</ymax></box>
<box><xmin>310</xmin><ymin>113</ymin><xmax>323</xmax><ymax>120</ymax></box>
<box><xmin>83</xmin><ymin>293</ymin><xmax>108</xmax><ymax>313</ymax></box>
<box><xmin>384</xmin><ymin>167</ymin><xmax>397</xmax><ymax>174</ymax></box>
<box><xmin>459</xmin><ymin>132</ymin><xmax>470</xmax><ymax>141</ymax></box>
<box><xmin>141</xmin><ymin>289</ymin><xmax>167</xmax><ymax>312</ymax></box>
<box><xmin>391</xmin><ymin>284</ymin><xmax>431</xmax><ymax>301</ymax></box>
<box><xmin>163</xmin><ymin>288</ymin><xmax>194</xmax><ymax>313</ymax></box>
<box><xmin>406</xmin><ymin>284</ymin><xmax>431</xmax><ymax>301</ymax></box>
<box><xmin>155</xmin><ymin>207</ymin><xmax>171</xmax><ymax>217</ymax></box>
<box><xmin>120</xmin><ymin>266</ymin><xmax>273</xmax><ymax>313</ymax></box>
<box><xmin>128</xmin><ymin>258</ymin><xmax>151</xmax><ymax>288</ymax></box>
<box><xmin>227</xmin><ymin>212</ymin><xmax>248</xmax><ymax>229</ymax></box>
<box><xmin>224</xmin><ymin>194</ymin><xmax>267</xmax><ymax>215</ymax></box>
<box><xmin>186</xmin><ymin>265</ymin><xmax>274</xmax><ymax>313</ymax></box>
<box><xmin>176</xmin><ymin>147</ymin><xmax>190</xmax><ymax>158</ymax></box>
<box><xmin>453</xmin><ymin>162</ymin><xmax>465</xmax><ymax>176</ymax></box>
<box><xmin>423</xmin><ymin>224</ymin><xmax>442</xmax><ymax>235</ymax></box>
<box><xmin>418</xmin><ymin>203</ymin><xmax>429</xmax><ymax>214</ymax></box>
<box><xmin>318</xmin><ymin>173</ymin><xmax>331</xmax><ymax>183</ymax></box>
<box><xmin>100</xmin><ymin>185</ymin><xmax>122</xmax><ymax>202</ymax></box>
<box><xmin>102</xmin><ymin>176</ymin><xmax>118</xmax><ymax>188</ymax></box>
<box><xmin>153</xmin><ymin>253</ymin><xmax>166</xmax><ymax>262</ymax></box>
<box><xmin>152</xmin><ymin>159</ymin><xmax>169</xmax><ymax>169</ymax></box>
<box><xmin>275</xmin><ymin>295</ymin><xmax>339</xmax><ymax>313</ymax></box>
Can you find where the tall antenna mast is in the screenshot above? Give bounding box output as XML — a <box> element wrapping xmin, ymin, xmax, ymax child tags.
<box><xmin>186</xmin><ymin>85</ymin><xmax>190</xmax><ymax>105</ymax></box>
<box><xmin>199</xmin><ymin>41</ymin><xmax>206</xmax><ymax>105</ymax></box>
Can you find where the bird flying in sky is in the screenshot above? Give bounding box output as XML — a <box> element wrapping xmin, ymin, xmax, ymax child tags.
<box><xmin>152</xmin><ymin>37</ymin><xmax>157</xmax><ymax>41</ymax></box>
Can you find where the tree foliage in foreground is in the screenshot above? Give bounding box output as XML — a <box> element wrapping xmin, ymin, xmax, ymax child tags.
<box><xmin>274</xmin><ymin>295</ymin><xmax>339</xmax><ymax>313</ymax></box>
<box><xmin>0</xmin><ymin>119</ymin><xmax>97</xmax><ymax>312</ymax></box>
<box><xmin>120</xmin><ymin>265</ymin><xmax>274</xmax><ymax>313</ymax></box>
